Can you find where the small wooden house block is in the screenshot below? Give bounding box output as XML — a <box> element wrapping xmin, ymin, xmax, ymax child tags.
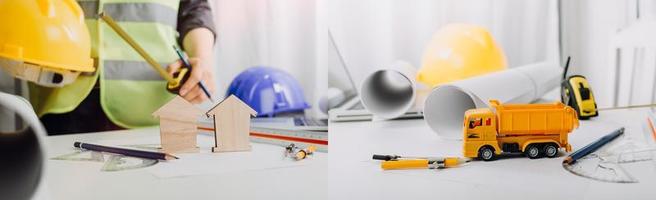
<box><xmin>152</xmin><ymin>96</ymin><xmax>203</xmax><ymax>153</ymax></box>
<box><xmin>206</xmin><ymin>95</ymin><xmax>257</xmax><ymax>152</ymax></box>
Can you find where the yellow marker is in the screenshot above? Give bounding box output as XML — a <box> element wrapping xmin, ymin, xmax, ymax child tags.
<box><xmin>381</xmin><ymin>157</ymin><xmax>470</xmax><ymax>170</ymax></box>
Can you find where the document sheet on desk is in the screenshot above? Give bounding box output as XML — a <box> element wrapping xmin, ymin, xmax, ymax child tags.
<box><xmin>96</xmin><ymin>131</ymin><xmax>323</xmax><ymax>178</ymax></box>
<box><xmin>147</xmin><ymin>143</ymin><xmax>323</xmax><ymax>178</ymax></box>
<box><xmin>328</xmin><ymin>110</ymin><xmax>656</xmax><ymax>199</ymax></box>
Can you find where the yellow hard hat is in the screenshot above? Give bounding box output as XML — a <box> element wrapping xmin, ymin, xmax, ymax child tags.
<box><xmin>0</xmin><ymin>0</ymin><xmax>94</xmax><ymax>86</ymax></box>
<box><xmin>417</xmin><ymin>23</ymin><xmax>507</xmax><ymax>87</ymax></box>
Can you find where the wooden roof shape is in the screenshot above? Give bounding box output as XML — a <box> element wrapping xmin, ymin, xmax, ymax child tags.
<box><xmin>152</xmin><ymin>96</ymin><xmax>203</xmax><ymax>122</ymax></box>
<box><xmin>206</xmin><ymin>95</ymin><xmax>257</xmax><ymax>117</ymax></box>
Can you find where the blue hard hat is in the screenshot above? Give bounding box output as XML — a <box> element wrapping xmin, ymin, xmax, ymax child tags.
<box><xmin>226</xmin><ymin>66</ymin><xmax>310</xmax><ymax>117</ymax></box>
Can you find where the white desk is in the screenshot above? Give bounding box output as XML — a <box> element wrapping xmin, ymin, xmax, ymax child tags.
<box><xmin>41</xmin><ymin>107</ymin><xmax>656</xmax><ymax>199</ymax></box>
<box><xmin>329</xmin><ymin>109</ymin><xmax>656</xmax><ymax>200</ymax></box>
<box><xmin>44</xmin><ymin>127</ymin><xmax>326</xmax><ymax>200</ymax></box>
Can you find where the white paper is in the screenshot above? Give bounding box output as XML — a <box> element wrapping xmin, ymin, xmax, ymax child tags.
<box><xmin>329</xmin><ymin>107</ymin><xmax>656</xmax><ymax>199</ymax></box>
<box><xmin>423</xmin><ymin>62</ymin><xmax>562</xmax><ymax>139</ymax></box>
<box><xmin>92</xmin><ymin>131</ymin><xmax>325</xmax><ymax>178</ymax></box>
<box><xmin>148</xmin><ymin>144</ymin><xmax>324</xmax><ymax>178</ymax></box>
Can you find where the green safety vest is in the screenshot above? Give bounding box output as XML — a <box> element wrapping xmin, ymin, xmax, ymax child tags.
<box><xmin>29</xmin><ymin>0</ymin><xmax>180</xmax><ymax>128</ymax></box>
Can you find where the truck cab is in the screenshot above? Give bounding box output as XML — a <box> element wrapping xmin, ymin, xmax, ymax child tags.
<box><xmin>462</xmin><ymin>108</ymin><xmax>500</xmax><ymax>160</ymax></box>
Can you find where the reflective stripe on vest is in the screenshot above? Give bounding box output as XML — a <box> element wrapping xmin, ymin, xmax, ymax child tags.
<box><xmin>99</xmin><ymin>0</ymin><xmax>180</xmax><ymax>128</ymax></box>
<box><xmin>30</xmin><ymin>0</ymin><xmax>180</xmax><ymax>129</ymax></box>
<box><xmin>78</xmin><ymin>1</ymin><xmax>177</xmax><ymax>28</ymax></box>
<box><xmin>103</xmin><ymin>60</ymin><xmax>170</xmax><ymax>80</ymax></box>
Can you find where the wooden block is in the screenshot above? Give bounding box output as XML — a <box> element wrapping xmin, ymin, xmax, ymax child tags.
<box><xmin>211</xmin><ymin>145</ymin><xmax>251</xmax><ymax>153</ymax></box>
<box><xmin>153</xmin><ymin>96</ymin><xmax>203</xmax><ymax>154</ymax></box>
<box><xmin>206</xmin><ymin>95</ymin><xmax>257</xmax><ymax>153</ymax></box>
<box><xmin>159</xmin><ymin>120</ymin><xmax>199</xmax><ymax>154</ymax></box>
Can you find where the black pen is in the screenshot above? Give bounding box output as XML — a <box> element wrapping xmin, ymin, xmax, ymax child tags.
<box><xmin>563</xmin><ymin>127</ymin><xmax>624</xmax><ymax>165</ymax></box>
<box><xmin>74</xmin><ymin>142</ymin><xmax>178</xmax><ymax>160</ymax></box>
<box><xmin>173</xmin><ymin>45</ymin><xmax>213</xmax><ymax>102</ymax></box>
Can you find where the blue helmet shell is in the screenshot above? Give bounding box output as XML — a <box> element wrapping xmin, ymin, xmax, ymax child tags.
<box><xmin>226</xmin><ymin>66</ymin><xmax>310</xmax><ymax>117</ymax></box>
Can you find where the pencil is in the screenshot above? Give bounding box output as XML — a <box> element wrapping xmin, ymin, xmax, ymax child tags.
<box><xmin>647</xmin><ymin>117</ymin><xmax>656</xmax><ymax>142</ymax></box>
<box><xmin>74</xmin><ymin>142</ymin><xmax>178</xmax><ymax>160</ymax></box>
<box><xmin>172</xmin><ymin>45</ymin><xmax>213</xmax><ymax>101</ymax></box>
<box><xmin>563</xmin><ymin>127</ymin><xmax>624</xmax><ymax>165</ymax></box>
<box><xmin>380</xmin><ymin>158</ymin><xmax>470</xmax><ymax>170</ymax></box>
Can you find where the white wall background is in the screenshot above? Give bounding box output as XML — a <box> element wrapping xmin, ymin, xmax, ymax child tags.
<box><xmin>209</xmin><ymin>0</ymin><xmax>329</xmax><ymax>117</ymax></box>
<box><xmin>2</xmin><ymin>0</ymin><xmax>655</xmax><ymax>123</ymax></box>
<box><xmin>561</xmin><ymin>0</ymin><xmax>656</xmax><ymax>108</ymax></box>
<box><xmin>328</xmin><ymin>0</ymin><xmax>560</xmax><ymax>91</ymax></box>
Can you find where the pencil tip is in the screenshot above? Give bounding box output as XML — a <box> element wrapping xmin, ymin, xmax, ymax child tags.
<box><xmin>166</xmin><ymin>154</ymin><xmax>179</xmax><ymax>160</ymax></box>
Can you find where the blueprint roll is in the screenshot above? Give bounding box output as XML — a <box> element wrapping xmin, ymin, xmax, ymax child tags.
<box><xmin>360</xmin><ymin>60</ymin><xmax>417</xmax><ymax>120</ymax></box>
<box><xmin>0</xmin><ymin>92</ymin><xmax>50</xmax><ymax>199</ymax></box>
<box><xmin>423</xmin><ymin>62</ymin><xmax>562</xmax><ymax>140</ymax></box>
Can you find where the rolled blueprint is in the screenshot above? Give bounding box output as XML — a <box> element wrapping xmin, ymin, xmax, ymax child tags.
<box><xmin>360</xmin><ymin>61</ymin><xmax>417</xmax><ymax>120</ymax></box>
<box><xmin>0</xmin><ymin>92</ymin><xmax>50</xmax><ymax>199</ymax></box>
<box><xmin>423</xmin><ymin>62</ymin><xmax>562</xmax><ymax>140</ymax></box>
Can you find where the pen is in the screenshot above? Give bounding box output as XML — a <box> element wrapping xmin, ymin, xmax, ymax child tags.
<box><xmin>381</xmin><ymin>157</ymin><xmax>470</xmax><ymax>170</ymax></box>
<box><xmin>173</xmin><ymin>45</ymin><xmax>213</xmax><ymax>102</ymax></box>
<box><xmin>563</xmin><ymin>127</ymin><xmax>624</xmax><ymax>165</ymax></box>
<box><xmin>74</xmin><ymin>142</ymin><xmax>178</xmax><ymax>161</ymax></box>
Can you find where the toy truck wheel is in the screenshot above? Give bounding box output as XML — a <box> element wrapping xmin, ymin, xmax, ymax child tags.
<box><xmin>525</xmin><ymin>144</ymin><xmax>541</xmax><ymax>159</ymax></box>
<box><xmin>543</xmin><ymin>143</ymin><xmax>559</xmax><ymax>158</ymax></box>
<box><xmin>478</xmin><ymin>146</ymin><xmax>495</xmax><ymax>161</ymax></box>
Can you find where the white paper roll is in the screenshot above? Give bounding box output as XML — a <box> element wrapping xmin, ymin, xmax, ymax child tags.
<box><xmin>0</xmin><ymin>92</ymin><xmax>49</xmax><ymax>199</ymax></box>
<box><xmin>423</xmin><ymin>62</ymin><xmax>562</xmax><ymax>140</ymax></box>
<box><xmin>360</xmin><ymin>61</ymin><xmax>417</xmax><ymax>120</ymax></box>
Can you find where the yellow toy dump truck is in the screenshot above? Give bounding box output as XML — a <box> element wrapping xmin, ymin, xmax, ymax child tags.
<box><xmin>463</xmin><ymin>100</ymin><xmax>579</xmax><ymax>161</ymax></box>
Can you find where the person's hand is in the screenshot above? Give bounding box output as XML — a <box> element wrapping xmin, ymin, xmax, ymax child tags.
<box><xmin>166</xmin><ymin>57</ymin><xmax>215</xmax><ymax>104</ymax></box>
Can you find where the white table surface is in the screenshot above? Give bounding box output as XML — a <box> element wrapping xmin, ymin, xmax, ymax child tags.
<box><xmin>329</xmin><ymin>108</ymin><xmax>656</xmax><ymax>200</ymax></box>
<box><xmin>40</xmin><ymin>98</ymin><xmax>656</xmax><ymax>199</ymax></box>
<box><xmin>43</xmin><ymin>127</ymin><xmax>327</xmax><ymax>200</ymax></box>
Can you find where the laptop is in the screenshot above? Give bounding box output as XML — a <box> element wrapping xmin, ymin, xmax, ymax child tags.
<box><xmin>327</xmin><ymin>30</ymin><xmax>423</xmax><ymax>122</ymax></box>
<box><xmin>251</xmin><ymin>114</ymin><xmax>328</xmax><ymax>132</ymax></box>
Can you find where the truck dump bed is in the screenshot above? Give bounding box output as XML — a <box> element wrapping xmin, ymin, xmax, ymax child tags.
<box><xmin>490</xmin><ymin>100</ymin><xmax>579</xmax><ymax>135</ymax></box>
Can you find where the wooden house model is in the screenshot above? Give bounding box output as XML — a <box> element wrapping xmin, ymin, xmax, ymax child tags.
<box><xmin>206</xmin><ymin>95</ymin><xmax>257</xmax><ymax>152</ymax></box>
<box><xmin>152</xmin><ymin>96</ymin><xmax>202</xmax><ymax>153</ymax></box>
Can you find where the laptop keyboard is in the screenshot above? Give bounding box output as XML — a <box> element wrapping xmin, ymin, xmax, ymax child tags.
<box><xmin>294</xmin><ymin>118</ymin><xmax>328</xmax><ymax>126</ymax></box>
